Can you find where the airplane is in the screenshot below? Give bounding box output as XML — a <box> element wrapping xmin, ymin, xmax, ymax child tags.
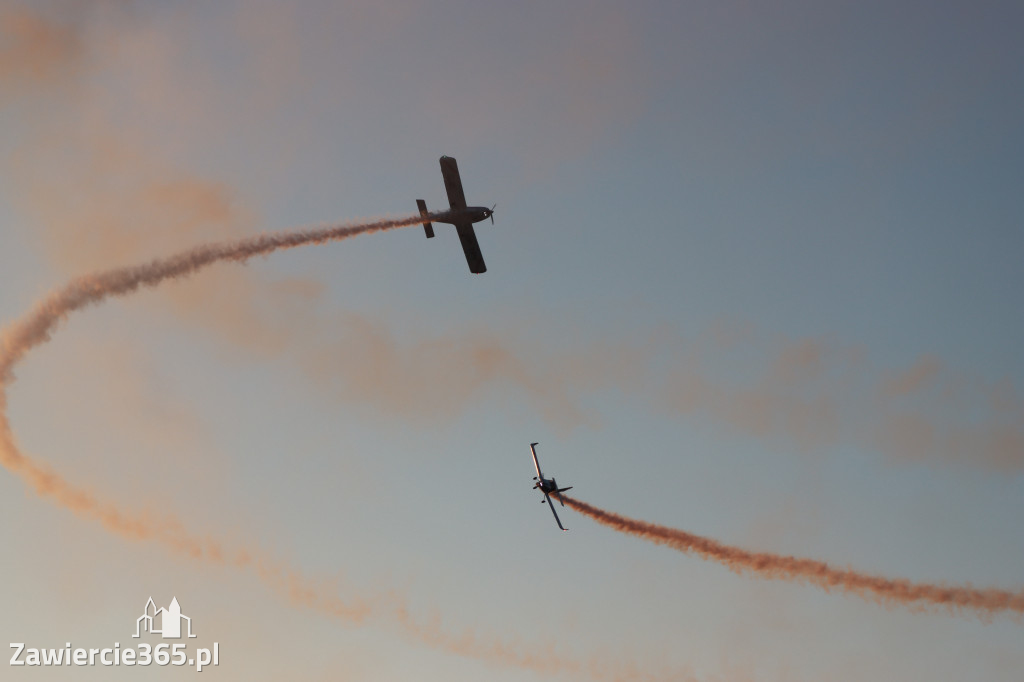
<box><xmin>417</xmin><ymin>156</ymin><xmax>495</xmax><ymax>274</ymax></box>
<box><xmin>529</xmin><ymin>442</ymin><xmax>572</xmax><ymax>531</ymax></box>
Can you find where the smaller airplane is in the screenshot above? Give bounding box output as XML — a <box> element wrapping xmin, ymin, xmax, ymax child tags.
<box><xmin>529</xmin><ymin>442</ymin><xmax>572</xmax><ymax>531</ymax></box>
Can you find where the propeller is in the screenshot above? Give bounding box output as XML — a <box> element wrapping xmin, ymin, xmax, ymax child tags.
<box><xmin>489</xmin><ymin>204</ymin><xmax>496</xmax><ymax>224</ymax></box>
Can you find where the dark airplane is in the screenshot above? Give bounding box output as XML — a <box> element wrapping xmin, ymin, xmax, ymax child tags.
<box><xmin>529</xmin><ymin>442</ymin><xmax>572</xmax><ymax>531</ymax></box>
<box><xmin>417</xmin><ymin>156</ymin><xmax>495</xmax><ymax>274</ymax></box>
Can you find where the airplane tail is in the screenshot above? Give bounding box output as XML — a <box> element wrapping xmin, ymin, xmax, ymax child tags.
<box><xmin>417</xmin><ymin>199</ymin><xmax>434</xmax><ymax>238</ymax></box>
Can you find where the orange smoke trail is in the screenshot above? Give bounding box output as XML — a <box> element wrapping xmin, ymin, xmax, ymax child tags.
<box><xmin>563</xmin><ymin>496</ymin><xmax>1024</xmax><ymax>619</ymax></box>
<box><xmin>0</xmin><ymin>213</ymin><xmax>441</xmax><ymax>630</ymax></box>
<box><xmin>0</xmin><ymin>212</ymin><xmax>438</xmax><ymax>553</ymax></box>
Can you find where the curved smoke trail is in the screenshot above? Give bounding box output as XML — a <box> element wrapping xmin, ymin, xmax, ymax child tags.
<box><xmin>0</xmin><ymin>212</ymin><xmax>438</xmax><ymax>544</ymax></box>
<box><xmin>0</xmin><ymin>213</ymin><xmax>684</xmax><ymax>681</ymax></box>
<box><xmin>562</xmin><ymin>496</ymin><xmax>1024</xmax><ymax>619</ymax></box>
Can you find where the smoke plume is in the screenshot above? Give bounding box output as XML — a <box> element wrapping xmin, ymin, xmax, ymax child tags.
<box><xmin>0</xmin><ymin>212</ymin><xmax>441</xmax><ymax>510</ymax></box>
<box><xmin>0</xmin><ymin>213</ymin><xmax>437</xmax><ymax>617</ymax></box>
<box><xmin>563</xmin><ymin>496</ymin><xmax>1024</xmax><ymax>619</ymax></box>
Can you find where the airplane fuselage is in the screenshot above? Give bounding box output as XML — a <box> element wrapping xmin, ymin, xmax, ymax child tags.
<box><xmin>434</xmin><ymin>206</ymin><xmax>493</xmax><ymax>225</ymax></box>
<box><xmin>535</xmin><ymin>477</ymin><xmax>560</xmax><ymax>494</ymax></box>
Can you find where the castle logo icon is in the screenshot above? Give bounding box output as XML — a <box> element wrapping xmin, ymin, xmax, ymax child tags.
<box><xmin>133</xmin><ymin>597</ymin><xmax>196</xmax><ymax>639</ymax></box>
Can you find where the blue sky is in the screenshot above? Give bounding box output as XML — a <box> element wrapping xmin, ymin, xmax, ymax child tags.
<box><xmin>0</xmin><ymin>1</ymin><xmax>1022</xmax><ymax>680</ymax></box>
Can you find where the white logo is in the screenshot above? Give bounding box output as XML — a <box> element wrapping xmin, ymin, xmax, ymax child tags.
<box><xmin>10</xmin><ymin>596</ymin><xmax>218</xmax><ymax>671</ymax></box>
<box><xmin>134</xmin><ymin>597</ymin><xmax>196</xmax><ymax>639</ymax></box>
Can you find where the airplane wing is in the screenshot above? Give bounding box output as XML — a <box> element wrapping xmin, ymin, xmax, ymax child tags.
<box><xmin>439</xmin><ymin>156</ymin><xmax>467</xmax><ymax>210</ymax></box>
<box><xmin>544</xmin><ymin>493</ymin><xmax>567</xmax><ymax>531</ymax></box>
<box><xmin>529</xmin><ymin>442</ymin><xmax>543</xmax><ymax>479</ymax></box>
<box><xmin>455</xmin><ymin>222</ymin><xmax>487</xmax><ymax>273</ymax></box>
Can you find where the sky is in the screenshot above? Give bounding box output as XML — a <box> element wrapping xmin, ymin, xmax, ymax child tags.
<box><xmin>0</xmin><ymin>0</ymin><xmax>1022</xmax><ymax>680</ymax></box>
